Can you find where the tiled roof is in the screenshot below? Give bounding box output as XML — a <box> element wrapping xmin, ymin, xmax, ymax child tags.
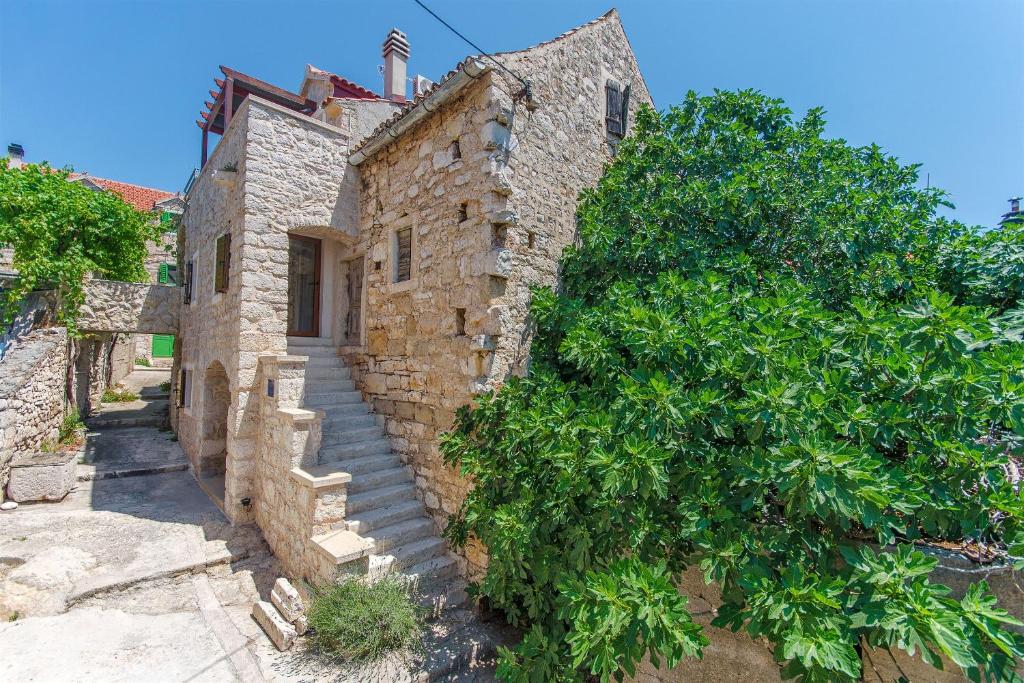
<box><xmin>75</xmin><ymin>175</ymin><xmax>177</xmax><ymax>212</ymax></box>
<box><xmin>306</xmin><ymin>64</ymin><xmax>382</xmax><ymax>100</ymax></box>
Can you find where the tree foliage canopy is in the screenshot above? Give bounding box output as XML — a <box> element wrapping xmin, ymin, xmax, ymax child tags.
<box><xmin>442</xmin><ymin>91</ymin><xmax>1024</xmax><ymax>682</ymax></box>
<box><xmin>0</xmin><ymin>160</ymin><xmax>160</xmax><ymax>333</ymax></box>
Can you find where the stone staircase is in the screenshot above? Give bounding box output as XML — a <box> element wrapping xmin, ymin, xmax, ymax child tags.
<box><xmin>286</xmin><ymin>337</ymin><xmax>466</xmax><ymax>613</ymax></box>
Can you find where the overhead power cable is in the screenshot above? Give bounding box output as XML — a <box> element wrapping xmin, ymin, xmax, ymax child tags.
<box><xmin>410</xmin><ymin>0</ymin><xmax>531</xmax><ymax>96</ymax></box>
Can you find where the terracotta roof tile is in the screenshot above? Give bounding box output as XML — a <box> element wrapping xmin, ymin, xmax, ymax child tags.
<box><xmin>80</xmin><ymin>176</ymin><xmax>177</xmax><ymax>212</ymax></box>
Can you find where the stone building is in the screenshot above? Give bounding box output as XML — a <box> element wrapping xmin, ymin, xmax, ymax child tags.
<box><xmin>174</xmin><ymin>9</ymin><xmax>650</xmax><ymax>587</ymax></box>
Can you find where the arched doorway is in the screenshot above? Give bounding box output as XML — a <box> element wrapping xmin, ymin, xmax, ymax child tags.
<box><xmin>200</xmin><ymin>360</ymin><xmax>229</xmax><ymax>503</ymax></box>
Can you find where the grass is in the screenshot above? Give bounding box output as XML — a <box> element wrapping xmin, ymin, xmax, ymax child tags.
<box><xmin>40</xmin><ymin>413</ymin><xmax>86</xmax><ymax>452</ymax></box>
<box><xmin>135</xmin><ymin>356</ymin><xmax>151</xmax><ymax>367</ymax></box>
<box><xmin>102</xmin><ymin>385</ymin><xmax>139</xmax><ymax>403</ymax></box>
<box><xmin>306</xmin><ymin>577</ymin><xmax>425</xmax><ymax>663</ymax></box>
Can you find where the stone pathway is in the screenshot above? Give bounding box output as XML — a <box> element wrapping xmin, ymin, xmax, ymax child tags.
<box><xmin>0</xmin><ymin>369</ymin><xmax>506</xmax><ymax>681</ymax></box>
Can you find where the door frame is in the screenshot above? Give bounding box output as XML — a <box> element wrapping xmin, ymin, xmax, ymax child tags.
<box><xmin>287</xmin><ymin>234</ymin><xmax>322</xmax><ymax>337</ymax></box>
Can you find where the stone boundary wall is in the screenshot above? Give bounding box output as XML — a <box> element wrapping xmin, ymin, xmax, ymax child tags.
<box><xmin>0</xmin><ymin>327</ymin><xmax>67</xmax><ymax>494</ymax></box>
<box><xmin>78</xmin><ymin>279</ymin><xmax>179</xmax><ymax>335</ymax></box>
<box><xmin>0</xmin><ymin>288</ymin><xmax>55</xmax><ymax>361</ymax></box>
<box><xmin>632</xmin><ymin>552</ymin><xmax>1023</xmax><ymax>682</ymax></box>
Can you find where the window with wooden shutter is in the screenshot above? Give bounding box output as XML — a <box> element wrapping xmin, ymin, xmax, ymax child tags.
<box><xmin>394</xmin><ymin>227</ymin><xmax>412</xmax><ymax>283</ymax></box>
<box><xmin>605</xmin><ymin>80</ymin><xmax>623</xmax><ymax>137</ymax></box>
<box><xmin>214</xmin><ymin>234</ymin><xmax>231</xmax><ymax>293</ymax></box>
<box><xmin>158</xmin><ymin>263</ymin><xmax>169</xmax><ymax>284</ymax></box>
<box><xmin>183</xmin><ymin>260</ymin><xmax>194</xmax><ymax>304</ymax></box>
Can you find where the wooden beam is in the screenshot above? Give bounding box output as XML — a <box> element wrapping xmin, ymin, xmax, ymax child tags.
<box><xmin>201</xmin><ymin>123</ymin><xmax>209</xmax><ymax>168</ymax></box>
<box><xmin>224</xmin><ymin>77</ymin><xmax>234</xmax><ymax>130</ymax></box>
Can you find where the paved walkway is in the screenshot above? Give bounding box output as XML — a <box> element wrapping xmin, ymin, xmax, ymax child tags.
<box><xmin>0</xmin><ymin>370</ymin><xmax>503</xmax><ymax>682</ymax></box>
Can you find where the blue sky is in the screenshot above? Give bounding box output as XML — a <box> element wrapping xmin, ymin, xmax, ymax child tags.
<box><xmin>1</xmin><ymin>0</ymin><xmax>1021</xmax><ymax>228</ymax></box>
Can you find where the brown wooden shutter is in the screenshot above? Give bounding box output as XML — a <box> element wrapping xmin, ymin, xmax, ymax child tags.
<box><xmin>395</xmin><ymin>227</ymin><xmax>412</xmax><ymax>282</ymax></box>
<box><xmin>605</xmin><ymin>80</ymin><xmax>623</xmax><ymax>136</ymax></box>
<box><xmin>621</xmin><ymin>84</ymin><xmax>631</xmax><ymax>134</ymax></box>
<box><xmin>215</xmin><ymin>234</ymin><xmax>231</xmax><ymax>292</ymax></box>
<box><xmin>183</xmin><ymin>260</ymin><xmax>193</xmax><ymax>304</ymax></box>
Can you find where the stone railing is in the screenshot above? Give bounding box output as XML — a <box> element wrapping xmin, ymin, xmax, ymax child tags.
<box><xmin>78</xmin><ymin>279</ymin><xmax>179</xmax><ymax>334</ymax></box>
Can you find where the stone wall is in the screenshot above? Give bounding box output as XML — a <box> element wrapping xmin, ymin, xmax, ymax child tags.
<box><xmin>135</xmin><ymin>229</ymin><xmax>178</xmax><ymax>365</ymax></box>
<box><xmin>0</xmin><ymin>327</ymin><xmax>67</xmax><ymax>494</ymax></box>
<box><xmin>78</xmin><ymin>279</ymin><xmax>179</xmax><ymax>335</ymax></box>
<box><xmin>631</xmin><ymin>552</ymin><xmax>1024</xmax><ymax>682</ymax></box>
<box><xmin>342</xmin><ymin>11</ymin><xmax>651</xmax><ymax>576</ymax></box>
<box><xmin>175</xmin><ymin>96</ymin><xmax>374</xmax><ymax>523</ymax></box>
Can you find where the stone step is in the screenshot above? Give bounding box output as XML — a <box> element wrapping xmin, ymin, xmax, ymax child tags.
<box><xmin>347</xmin><ymin>466</ymin><xmax>413</xmax><ymax>494</ymax></box>
<box><xmin>305</xmin><ymin>389</ymin><xmax>361</xmax><ymax>405</ymax></box>
<box><xmin>321</xmin><ymin>413</ymin><xmax>377</xmax><ymax>430</ymax></box>
<box><xmin>363</xmin><ymin>516</ymin><xmax>436</xmax><ymax>553</ymax></box>
<box><xmin>286</xmin><ymin>337</ymin><xmax>335</xmax><ymax>348</ymax></box>
<box><xmin>346</xmin><ymin>499</ymin><xmax>426</xmax><ymax>534</ymax></box>
<box><xmin>308</xmin><ymin>401</ymin><xmax>370</xmax><ymax>416</ymax></box>
<box><xmin>319</xmin><ymin>438</ymin><xmax>391</xmax><ymax>460</ymax></box>
<box><xmin>304</xmin><ymin>378</ymin><xmax>356</xmax><ymax>393</ymax></box>
<box><xmin>287</xmin><ymin>345</ymin><xmax>339</xmax><ymax>355</ymax></box>
<box><xmin>331</xmin><ymin>453</ymin><xmax>404</xmax><ymax>475</ymax></box>
<box><xmin>322</xmin><ymin>425</ymin><xmax>383</xmax><ymax>443</ymax></box>
<box><xmin>400</xmin><ymin>548</ymin><xmax>458</xmax><ymax>581</ymax></box>
<box><xmin>390</xmin><ymin>536</ymin><xmax>448</xmax><ymax>571</ymax></box>
<box><xmin>304</xmin><ymin>367</ymin><xmax>352</xmax><ymax>382</ymax></box>
<box><xmin>302</xmin><ymin>356</ymin><xmax>346</xmax><ymax>368</ymax></box>
<box><xmin>346</xmin><ymin>483</ymin><xmax>417</xmax><ymax>515</ymax></box>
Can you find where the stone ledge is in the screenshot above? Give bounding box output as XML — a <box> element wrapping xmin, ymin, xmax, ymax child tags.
<box><xmin>289</xmin><ymin>466</ymin><xmax>351</xmax><ymax>490</ymax></box>
<box><xmin>276</xmin><ymin>407</ymin><xmax>321</xmax><ymax>424</ymax></box>
<box><xmin>311</xmin><ymin>528</ymin><xmax>375</xmax><ymax>565</ymax></box>
<box><xmin>8</xmin><ymin>448</ymin><xmax>80</xmax><ymax>502</ymax></box>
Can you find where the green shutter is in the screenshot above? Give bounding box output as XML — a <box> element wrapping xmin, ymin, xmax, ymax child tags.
<box><xmin>158</xmin><ymin>263</ymin><xmax>169</xmax><ymax>284</ymax></box>
<box><xmin>152</xmin><ymin>334</ymin><xmax>174</xmax><ymax>358</ymax></box>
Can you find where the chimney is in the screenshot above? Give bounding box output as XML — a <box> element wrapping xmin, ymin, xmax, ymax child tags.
<box><xmin>1010</xmin><ymin>197</ymin><xmax>1021</xmax><ymax>215</ymax></box>
<box><xmin>382</xmin><ymin>28</ymin><xmax>410</xmax><ymax>103</ymax></box>
<box><xmin>7</xmin><ymin>143</ymin><xmax>24</xmax><ymax>169</ymax></box>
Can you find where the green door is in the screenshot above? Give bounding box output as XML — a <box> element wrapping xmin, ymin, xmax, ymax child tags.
<box><xmin>152</xmin><ymin>334</ymin><xmax>174</xmax><ymax>358</ymax></box>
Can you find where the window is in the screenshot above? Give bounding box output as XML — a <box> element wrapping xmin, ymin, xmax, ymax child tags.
<box><xmin>491</xmin><ymin>224</ymin><xmax>508</xmax><ymax>249</ymax></box>
<box><xmin>605</xmin><ymin>80</ymin><xmax>632</xmax><ymax>138</ymax></box>
<box><xmin>455</xmin><ymin>308</ymin><xmax>466</xmax><ymax>336</ymax></box>
<box><xmin>457</xmin><ymin>203</ymin><xmax>468</xmax><ymax>223</ymax></box>
<box><xmin>449</xmin><ymin>138</ymin><xmax>461</xmax><ymax>162</ymax></box>
<box><xmin>393</xmin><ymin>226</ymin><xmax>412</xmax><ymax>283</ymax></box>
<box><xmin>527</xmin><ymin>231</ymin><xmax>536</xmax><ymax>249</ymax></box>
<box><xmin>179</xmin><ymin>368</ymin><xmax>192</xmax><ymax>408</ymax></box>
<box><xmin>183</xmin><ymin>260</ymin><xmax>194</xmax><ymax>304</ymax></box>
<box><xmin>159</xmin><ymin>211</ymin><xmax>175</xmax><ymax>228</ymax></box>
<box><xmin>214</xmin><ymin>234</ymin><xmax>231</xmax><ymax>293</ymax></box>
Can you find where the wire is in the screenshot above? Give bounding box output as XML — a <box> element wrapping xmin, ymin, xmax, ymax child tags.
<box><xmin>410</xmin><ymin>0</ymin><xmax>530</xmax><ymax>91</ymax></box>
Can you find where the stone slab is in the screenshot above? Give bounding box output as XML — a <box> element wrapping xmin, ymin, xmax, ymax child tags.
<box><xmin>252</xmin><ymin>600</ymin><xmax>296</xmax><ymax>651</ymax></box>
<box><xmin>270</xmin><ymin>577</ymin><xmax>304</xmax><ymax>624</ymax></box>
<box><xmin>7</xmin><ymin>450</ymin><xmax>78</xmax><ymax>502</ymax></box>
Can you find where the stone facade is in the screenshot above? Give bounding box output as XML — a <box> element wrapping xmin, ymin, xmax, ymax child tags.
<box><xmin>0</xmin><ymin>327</ymin><xmax>67</xmax><ymax>494</ymax></box>
<box><xmin>341</xmin><ymin>12</ymin><xmax>650</xmax><ymax>575</ymax></box>
<box><xmin>172</xmin><ymin>10</ymin><xmax>648</xmax><ymax>578</ymax></box>
<box><xmin>134</xmin><ymin>229</ymin><xmax>179</xmax><ymax>366</ymax></box>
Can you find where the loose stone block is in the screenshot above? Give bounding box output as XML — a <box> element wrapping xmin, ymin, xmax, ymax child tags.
<box><xmin>270</xmin><ymin>577</ymin><xmax>304</xmax><ymax>624</ymax></box>
<box><xmin>7</xmin><ymin>450</ymin><xmax>78</xmax><ymax>503</ymax></box>
<box><xmin>252</xmin><ymin>600</ymin><xmax>297</xmax><ymax>651</ymax></box>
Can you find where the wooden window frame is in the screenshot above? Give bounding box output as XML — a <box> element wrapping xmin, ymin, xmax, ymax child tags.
<box><xmin>393</xmin><ymin>226</ymin><xmax>413</xmax><ymax>284</ymax></box>
<box><xmin>183</xmin><ymin>260</ymin><xmax>194</xmax><ymax>304</ymax></box>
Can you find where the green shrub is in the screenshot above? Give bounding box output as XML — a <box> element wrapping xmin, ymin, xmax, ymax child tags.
<box><xmin>306</xmin><ymin>577</ymin><xmax>424</xmax><ymax>663</ymax></box>
<box><xmin>101</xmin><ymin>386</ymin><xmax>138</xmax><ymax>403</ymax></box>
<box><xmin>442</xmin><ymin>92</ymin><xmax>1024</xmax><ymax>682</ymax></box>
<box><xmin>158</xmin><ymin>380</ymin><xmax>171</xmax><ymax>392</ymax></box>
<box><xmin>135</xmin><ymin>356</ymin><xmax>151</xmax><ymax>367</ymax></box>
<box><xmin>42</xmin><ymin>413</ymin><xmax>85</xmax><ymax>452</ymax></box>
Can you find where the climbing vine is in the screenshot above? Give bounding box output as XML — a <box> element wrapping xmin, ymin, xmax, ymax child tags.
<box><xmin>0</xmin><ymin>159</ymin><xmax>159</xmax><ymax>334</ymax></box>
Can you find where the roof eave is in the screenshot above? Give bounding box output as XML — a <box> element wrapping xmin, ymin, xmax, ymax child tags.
<box><xmin>349</xmin><ymin>59</ymin><xmax>490</xmax><ymax>166</ymax></box>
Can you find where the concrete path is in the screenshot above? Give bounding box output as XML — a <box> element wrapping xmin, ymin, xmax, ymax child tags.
<box><xmin>0</xmin><ymin>370</ymin><xmax>504</xmax><ymax>681</ymax></box>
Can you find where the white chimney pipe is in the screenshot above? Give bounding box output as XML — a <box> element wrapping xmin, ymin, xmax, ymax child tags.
<box><xmin>382</xmin><ymin>28</ymin><xmax>410</xmax><ymax>103</ymax></box>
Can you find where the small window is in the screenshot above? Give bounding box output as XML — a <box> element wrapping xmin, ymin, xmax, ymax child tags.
<box><xmin>527</xmin><ymin>231</ymin><xmax>536</xmax><ymax>249</ymax></box>
<box><xmin>183</xmin><ymin>260</ymin><xmax>194</xmax><ymax>304</ymax></box>
<box><xmin>457</xmin><ymin>203</ymin><xmax>468</xmax><ymax>223</ymax></box>
<box><xmin>214</xmin><ymin>233</ymin><xmax>231</xmax><ymax>293</ymax></box>
<box><xmin>605</xmin><ymin>80</ymin><xmax>631</xmax><ymax>138</ymax></box>
<box><xmin>455</xmin><ymin>308</ymin><xmax>466</xmax><ymax>336</ymax></box>
<box><xmin>158</xmin><ymin>263</ymin><xmax>178</xmax><ymax>286</ymax></box>
<box><xmin>491</xmin><ymin>224</ymin><xmax>507</xmax><ymax>249</ymax></box>
<box><xmin>179</xmin><ymin>369</ymin><xmax>192</xmax><ymax>408</ymax></box>
<box><xmin>449</xmin><ymin>139</ymin><xmax>461</xmax><ymax>162</ymax></box>
<box><xmin>394</xmin><ymin>227</ymin><xmax>412</xmax><ymax>283</ymax></box>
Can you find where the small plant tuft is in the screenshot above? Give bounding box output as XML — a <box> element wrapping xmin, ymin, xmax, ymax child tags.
<box><xmin>306</xmin><ymin>577</ymin><xmax>424</xmax><ymax>663</ymax></box>
<box><xmin>102</xmin><ymin>386</ymin><xmax>138</xmax><ymax>403</ymax></box>
<box><xmin>41</xmin><ymin>413</ymin><xmax>85</xmax><ymax>452</ymax></box>
<box><xmin>159</xmin><ymin>380</ymin><xmax>171</xmax><ymax>392</ymax></box>
<box><xmin>135</xmin><ymin>356</ymin><xmax>152</xmax><ymax>367</ymax></box>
